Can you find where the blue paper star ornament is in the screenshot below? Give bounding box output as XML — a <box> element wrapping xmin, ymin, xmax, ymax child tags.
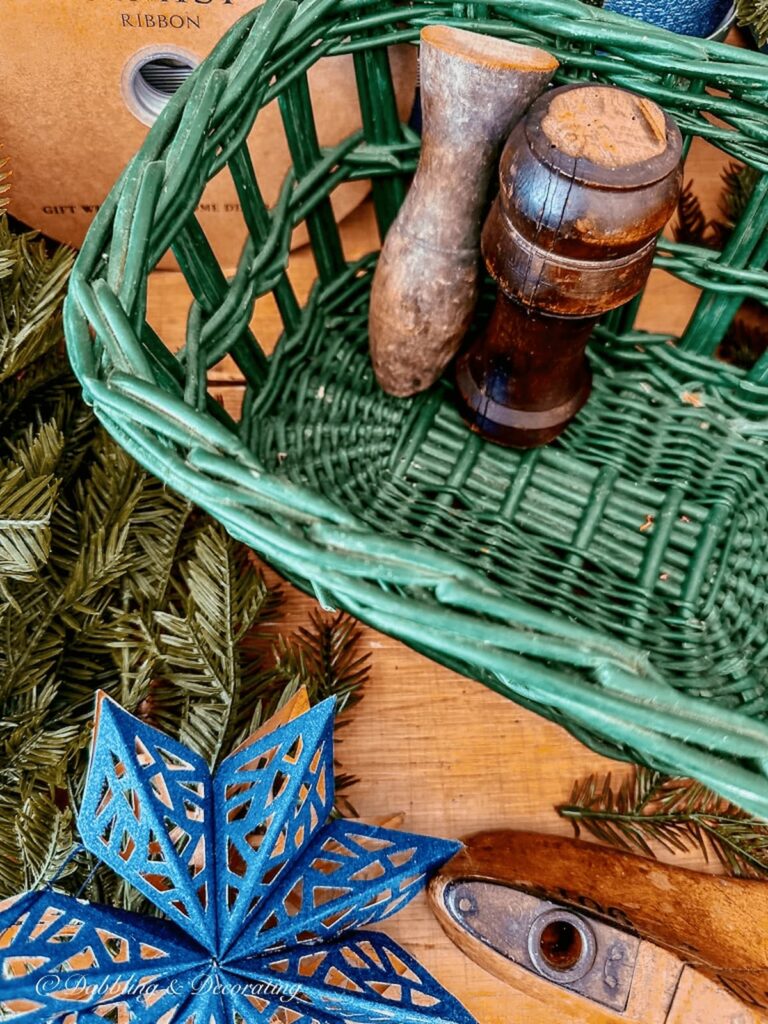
<box><xmin>0</xmin><ymin>689</ymin><xmax>475</xmax><ymax>1024</ymax></box>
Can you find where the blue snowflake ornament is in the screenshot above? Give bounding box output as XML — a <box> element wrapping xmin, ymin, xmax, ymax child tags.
<box><xmin>0</xmin><ymin>690</ymin><xmax>475</xmax><ymax>1024</ymax></box>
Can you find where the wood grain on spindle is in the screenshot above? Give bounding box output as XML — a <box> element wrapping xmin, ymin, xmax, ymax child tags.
<box><xmin>542</xmin><ymin>87</ymin><xmax>667</xmax><ymax>168</ymax></box>
<box><xmin>422</xmin><ymin>24</ymin><xmax>559</xmax><ymax>72</ymax></box>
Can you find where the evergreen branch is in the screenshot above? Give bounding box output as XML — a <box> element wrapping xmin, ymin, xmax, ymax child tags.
<box><xmin>16</xmin><ymin>791</ymin><xmax>76</xmax><ymax>891</ymax></box>
<box><xmin>674</xmin><ymin>181</ymin><xmax>712</xmax><ymax>247</ymax></box>
<box><xmin>737</xmin><ymin>0</ymin><xmax>768</xmax><ymax>45</ymax></box>
<box><xmin>719</xmin><ymin>299</ymin><xmax>768</xmax><ymax>369</ymax></box>
<box><xmin>272</xmin><ymin>610</ymin><xmax>369</xmax><ymax>814</ymax></box>
<box><xmin>0</xmin><ymin>471</ymin><xmax>59</xmax><ymax>580</ymax></box>
<box><xmin>0</xmin><ymin>219</ymin><xmax>74</xmax><ymax>383</ymax></box>
<box><xmin>557</xmin><ymin>766</ymin><xmax>768</xmax><ymax>878</ymax></box>
<box><xmin>674</xmin><ymin>169</ymin><xmax>767</xmax><ymax>373</ymax></box>
<box><xmin>272</xmin><ymin>610</ymin><xmax>370</xmax><ymax>712</ymax></box>
<box><xmin>144</xmin><ymin>522</ymin><xmax>276</xmax><ymax>766</ymax></box>
<box><xmin>718</xmin><ymin>161</ymin><xmax>760</xmax><ymax>229</ymax></box>
<box><xmin>674</xmin><ymin>168</ymin><xmax>759</xmax><ymax>255</ymax></box>
<box><xmin>714</xmin><ymin>165</ymin><xmax>766</xmax><ymax>368</ymax></box>
<box><xmin>0</xmin><ymin>212</ymin><xmax>370</xmax><ymax>901</ymax></box>
<box><xmin>122</xmin><ymin>475</ymin><xmax>192</xmax><ymax>608</ymax></box>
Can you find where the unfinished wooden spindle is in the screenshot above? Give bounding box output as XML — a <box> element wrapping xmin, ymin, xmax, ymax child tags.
<box><xmin>368</xmin><ymin>25</ymin><xmax>558</xmax><ymax>398</ymax></box>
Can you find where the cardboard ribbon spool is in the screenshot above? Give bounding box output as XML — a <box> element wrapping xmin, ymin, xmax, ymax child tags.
<box><xmin>0</xmin><ymin>0</ymin><xmax>416</xmax><ymax>269</ymax></box>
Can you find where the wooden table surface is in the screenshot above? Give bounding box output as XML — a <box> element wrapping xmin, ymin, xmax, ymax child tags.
<box><xmin>145</xmin><ymin>130</ymin><xmax>733</xmax><ymax>1023</ymax></box>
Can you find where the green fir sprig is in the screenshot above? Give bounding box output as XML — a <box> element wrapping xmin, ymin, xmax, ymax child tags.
<box><xmin>674</xmin><ymin>163</ymin><xmax>760</xmax><ymax>250</ymax></box>
<box><xmin>673</xmin><ymin>181</ymin><xmax>714</xmax><ymax>248</ymax></box>
<box><xmin>557</xmin><ymin>766</ymin><xmax>768</xmax><ymax>878</ymax></box>
<box><xmin>718</xmin><ymin>161</ymin><xmax>761</xmax><ymax>230</ymax></box>
<box><xmin>737</xmin><ymin>0</ymin><xmax>768</xmax><ymax>46</ymax></box>
<box><xmin>0</xmin><ymin>213</ymin><xmax>369</xmax><ymax>901</ymax></box>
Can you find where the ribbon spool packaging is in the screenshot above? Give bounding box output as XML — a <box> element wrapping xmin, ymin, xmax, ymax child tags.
<box><xmin>0</xmin><ymin>0</ymin><xmax>416</xmax><ymax>270</ymax></box>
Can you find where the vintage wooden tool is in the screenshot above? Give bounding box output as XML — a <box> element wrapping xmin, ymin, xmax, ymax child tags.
<box><xmin>429</xmin><ymin>830</ymin><xmax>768</xmax><ymax>1023</ymax></box>
<box><xmin>456</xmin><ymin>84</ymin><xmax>683</xmax><ymax>447</ymax></box>
<box><xmin>369</xmin><ymin>25</ymin><xmax>558</xmax><ymax>397</ymax></box>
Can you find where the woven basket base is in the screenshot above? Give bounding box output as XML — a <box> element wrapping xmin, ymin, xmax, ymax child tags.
<box><xmin>250</xmin><ymin>259</ymin><xmax>768</xmax><ymax>714</ymax></box>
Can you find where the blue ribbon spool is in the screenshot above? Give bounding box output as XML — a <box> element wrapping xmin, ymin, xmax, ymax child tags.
<box><xmin>604</xmin><ymin>0</ymin><xmax>733</xmax><ymax>38</ymax></box>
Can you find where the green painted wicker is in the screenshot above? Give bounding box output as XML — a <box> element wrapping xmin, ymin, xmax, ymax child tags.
<box><xmin>65</xmin><ymin>0</ymin><xmax>768</xmax><ymax>814</ymax></box>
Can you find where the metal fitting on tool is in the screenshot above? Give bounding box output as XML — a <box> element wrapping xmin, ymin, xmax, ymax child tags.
<box><xmin>527</xmin><ymin>908</ymin><xmax>597</xmax><ymax>985</ymax></box>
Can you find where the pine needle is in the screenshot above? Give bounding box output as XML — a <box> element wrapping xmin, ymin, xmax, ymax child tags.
<box><xmin>0</xmin><ymin>162</ymin><xmax>8</xmax><ymax>217</ymax></box>
<box><xmin>0</xmin><ymin>218</ymin><xmax>74</xmax><ymax>383</ymax></box>
<box><xmin>557</xmin><ymin>766</ymin><xmax>768</xmax><ymax>878</ymax></box>
<box><xmin>141</xmin><ymin>522</ymin><xmax>278</xmax><ymax>765</ymax></box>
<box><xmin>272</xmin><ymin>610</ymin><xmax>369</xmax><ymax>713</ymax></box>
<box><xmin>674</xmin><ymin>168</ymin><xmax>767</xmax><ymax>372</ymax></box>
<box><xmin>0</xmin><ymin>422</ymin><xmax>62</xmax><ymax>579</ymax></box>
<box><xmin>16</xmin><ymin>791</ymin><xmax>76</xmax><ymax>892</ymax></box>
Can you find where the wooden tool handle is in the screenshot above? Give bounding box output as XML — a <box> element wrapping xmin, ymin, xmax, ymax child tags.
<box><xmin>368</xmin><ymin>26</ymin><xmax>558</xmax><ymax>397</ymax></box>
<box><xmin>431</xmin><ymin>830</ymin><xmax>768</xmax><ymax>1012</ymax></box>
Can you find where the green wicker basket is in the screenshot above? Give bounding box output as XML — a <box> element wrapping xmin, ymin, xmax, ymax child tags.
<box><xmin>65</xmin><ymin>0</ymin><xmax>768</xmax><ymax>815</ymax></box>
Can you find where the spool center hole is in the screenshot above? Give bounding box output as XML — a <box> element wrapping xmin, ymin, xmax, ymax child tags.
<box><xmin>538</xmin><ymin>920</ymin><xmax>583</xmax><ymax>971</ymax></box>
<box><xmin>138</xmin><ymin>56</ymin><xmax>195</xmax><ymax>97</ymax></box>
<box><xmin>125</xmin><ymin>52</ymin><xmax>198</xmax><ymax>125</ymax></box>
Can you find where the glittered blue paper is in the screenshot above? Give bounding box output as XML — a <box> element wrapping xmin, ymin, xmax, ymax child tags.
<box><xmin>604</xmin><ymin>0</ymin><xmax>732</xmax><ymax>37</ymax></box>
<box><xmin>0</xmin><ymin>692</ymin><xmax>474</xmax><ymax>1024</ymax></box>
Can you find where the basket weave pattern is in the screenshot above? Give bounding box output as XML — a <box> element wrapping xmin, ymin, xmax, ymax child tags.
<box><xmin>66</xmin><ymin>0</ymin><xmax>768</xmax><ymax>813</ymax></box>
